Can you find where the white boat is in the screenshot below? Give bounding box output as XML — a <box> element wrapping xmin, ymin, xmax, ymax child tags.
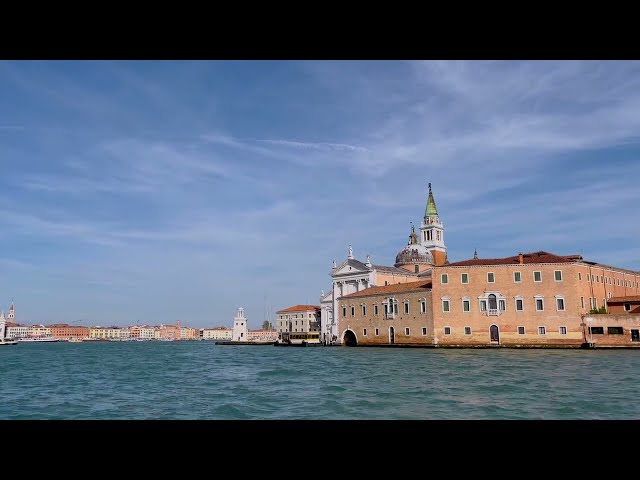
<box><xmin>17</xmin><ymin>336</ymin><xmax>60</xmax><ymax>342</ymax></box>
<box><xmin>0</xmin><ymin>338</ymin><xmax>18</xmax><ymax>346</ymax></box>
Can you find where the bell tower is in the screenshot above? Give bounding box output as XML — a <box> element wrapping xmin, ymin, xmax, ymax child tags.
<box><xmin>420</xmin><ymin>183</ymin><xmax>447</xmax><ymax>265</ymax></box>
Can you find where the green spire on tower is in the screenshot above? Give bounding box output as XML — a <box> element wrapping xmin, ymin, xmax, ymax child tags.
<box><xmin>424</xmin><ymin>182</ymin><xmax>438</xmax><ymax>218</ymax></box>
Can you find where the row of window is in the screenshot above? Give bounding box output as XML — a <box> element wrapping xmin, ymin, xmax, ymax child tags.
<box><xmin>341</xmin><ymin>299</ymin><xmax>428</xmax><ymax>318</ymax></box>
<box><xmin>440</xmin><ymin>270</ymin><xmax>640</xmax><ymax>287</ymax></box>
<box><xmin>440</xmin><ymin>296</ymin><xmax>565</xmax><ymax>313</ymax></box>
<box><xmin>584</xmin><ymin>273</ymin><xmax>639</xmax><ymax>288</ymax></box>
<box><xmin>342</xmin><ymin>295</ymin><xmax>570</xmax><ymax>316</ymax></box>
<box><xmin>441</xmin><ymin>270</ymin><xmax>563</xmax><ymax>285</ymax></box>
<box><xmin>360</xmin><ymin>326</ymin><xmax>570</xmax><ymax>336</ymax></box>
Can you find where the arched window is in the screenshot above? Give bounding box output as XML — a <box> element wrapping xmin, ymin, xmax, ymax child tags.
<box><xmin>488</xmin><ymin>294</ymin><xmax>497</xmax><ymax>310</ymax></box>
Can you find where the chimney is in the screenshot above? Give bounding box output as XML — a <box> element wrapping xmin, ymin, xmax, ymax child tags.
<box><xmin>518</xmin><ymin>253</ymin><xmax>524</xmax><ymax>264</ymax></box>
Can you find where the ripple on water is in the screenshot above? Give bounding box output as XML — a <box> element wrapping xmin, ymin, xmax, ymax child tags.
<box><xmin>4</xmin><ymin>343</ymin><xmax>640</xmax><ymax>419</ymax></box>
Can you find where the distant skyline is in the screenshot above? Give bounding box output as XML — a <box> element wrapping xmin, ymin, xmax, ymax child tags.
<box><xmin>1</xmin><ymin>60</ymin><xmax>640</xmax><ymax>328</ymax></box>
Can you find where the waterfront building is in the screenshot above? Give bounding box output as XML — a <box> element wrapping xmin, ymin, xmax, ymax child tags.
<box><xmin>202</xmin><ymin>327</ymin><xmax>232</xmax><ymax>340</ymax></box>
<box><xmin>179</xmin><ymin>326</ymin><xmax>199</xmax><ymax>340</ymax></box>
<box><xmin>6</xmin><ymin>323</ymin><xmax>29</xmax><ymax>339</ymax></box>
<box><xmin>334</xmin><ymin>183</ymin><xmax>640</xmax><ymax>348</ymax></box>
<box><xmin>247</xmin><ymin>329</ymin><xmax>279</xmax><ymax>342</ymax></box>
<box><xmin>48</xmin><ymin>324</ymin><xmax>90</xmax><ymax>340</ymax></box>
<box><xmin>606</xmin><ymin>295</ymin><xmax>640</xmax><ymax>314</ymax></box>
<box><xmin>159</xmin><ymin>321</ymin><xmax>181</xmax><ymax>340</ymax></box>
<box><xmin>90</xmin><ymin>326</ymin><xmax>128</xmax><ymax>340</ymax></box>
<box><xmin>28</xmin><ymin>324</ymin><xmax>51</xmax><ymax>337</ymax></box>
<box><xmin>276</xmin><ymin>305</ymin><xmax>321</xmax><ymax>343</ymax></box>
<box><xmin>322</xmin><ymin>184</ymin><xmax>447</xmax><ymax>344</ymax></box>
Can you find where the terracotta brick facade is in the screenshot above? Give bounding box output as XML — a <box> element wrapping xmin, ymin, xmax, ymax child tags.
<box><xmin>338</xmin><ymin>281</ymin><xmax>434</xmax><ymax>346</ymax></box>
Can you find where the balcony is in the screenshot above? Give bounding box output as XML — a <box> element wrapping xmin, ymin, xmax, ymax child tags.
<box><xmin>385</xmin><ymin>313</ymin><xmax>395</xmax><ymax>320</ymax></box>
<box><xmin>487</xmin><ymin>309</ymin><xmax>499</xmax><ymax>316</ymax></box>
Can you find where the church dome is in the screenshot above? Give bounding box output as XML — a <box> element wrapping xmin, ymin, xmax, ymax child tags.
<box><xmin>395</xmin><ymin>243</ymin><xmax>434</xmax><ymax>266</ymax></box>
<box><xmin>394</xmin><ymin>224</ymin><xmax>434</xmax><ymax>267</ymax></box>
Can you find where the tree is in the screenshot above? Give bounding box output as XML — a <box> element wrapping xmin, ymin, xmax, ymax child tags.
<box><xmin>262</xmin><ymin>321</ymin><xmax>274</xmax><ymax>330</ymax></box>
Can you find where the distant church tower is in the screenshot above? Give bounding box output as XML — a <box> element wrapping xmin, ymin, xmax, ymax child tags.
<box><xmin>420</xmin><ymin>183</ymin><xmax>447</xmax><ymax>265</ymax></box>
<box><xmin>8</xmin><ymin>302</ymin><xmax>14</xmax><ymax>321</ymax></box>
<box><xmin>232</xmin><ymin>307</ymin><xmax>248</xmax><ymax>342</ymax></box>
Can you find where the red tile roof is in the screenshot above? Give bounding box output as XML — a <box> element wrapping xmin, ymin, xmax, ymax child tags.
<box><xmin>608</xmin><ymin>296</ymin><xmax>640</xmax><ymax>303</ymax></box>
<box><xmin>277</xmin><ymin>304</ymin><xmax>321</xmax><ymax>313</ymax></box>
<box><xmin>444</xmin><ymin>250</ymin><xmax>577</xmax><ymax>267</ymax></box>
<box><xmin>340</xmin><ymin>280</ymin><xmax>431</xmax><ymax>299</ymax></box>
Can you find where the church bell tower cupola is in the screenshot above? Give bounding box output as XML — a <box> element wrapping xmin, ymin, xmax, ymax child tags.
<box><xmin>420</xmin><ymin>183</ymin><xmax>447</xmax><ymax>265</ymax></box>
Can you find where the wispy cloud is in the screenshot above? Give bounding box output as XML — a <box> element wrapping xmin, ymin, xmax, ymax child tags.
<box><xmin>1</xmin><ymin>60</ymin><xmax>639</xmax><ymax>327</ymax></box>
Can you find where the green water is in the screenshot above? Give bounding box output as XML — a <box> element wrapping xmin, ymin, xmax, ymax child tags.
<box><xmin>1</xmin><ymin>341</ymin><xmax>638</xmax><ymax>419</ymax></box>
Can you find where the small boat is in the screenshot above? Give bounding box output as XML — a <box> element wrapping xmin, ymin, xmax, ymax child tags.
<box><xmin>0</xmin><ymin>338</ymin><xmax>18</xmax><ymax>346</ymax></box>
<box><xmin>68</xmin><ymin>337</ymin><xmax>83</xmax><ymax>343</ymax></box>
<box><xmin>17</xmin><ymin>336</ymin><xmax>60</xmax><ymax>342</ymax></box>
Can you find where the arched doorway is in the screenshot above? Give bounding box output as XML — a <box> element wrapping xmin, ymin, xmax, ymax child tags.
<box><xmin>490</xmin><ymin>324</ymin><xmax>500</xmax><ymax>343</ymax></box>
<box><xmin>343</xmin><ymin>330</ymin><xmax>357</xmax><ymax>346</ymax></box>
<box><xmin>389</xmin><ymin>326</ymin><xmax>395</xmax><ymax>344</ymax></box>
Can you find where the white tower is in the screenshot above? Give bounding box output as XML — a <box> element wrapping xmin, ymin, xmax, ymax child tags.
<box><xmin>232</xmin><ymin>307</ymin><xmax>248</xmax><ymax>342</ymax></box>
<box><xmin>8</xmin><ymin>301</ymin><xmax>14</xmax><ymax>321</ymax></box>
<box><xmin>419</xmin><ymin>183</ymin><xmax>447</xmax><ymax>265</ymax></box>
<box><xmin>0</xmin><ymin>312</ymin><xmax>6</xmax><ymax>339</ymax></box>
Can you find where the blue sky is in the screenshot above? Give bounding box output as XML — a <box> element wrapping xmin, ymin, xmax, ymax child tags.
<box><xmin>1</xmin><ymin>60</ymin><xmax>640</xmax><ymax>328</ymax></box>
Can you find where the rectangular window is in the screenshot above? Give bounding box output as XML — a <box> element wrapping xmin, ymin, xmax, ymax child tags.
<box><xmin>631</xmin><ymin>329</ymin><xmax>639</xmax><ymax>342</ymax></box>
<box><xmin>516</xmin><ymin>299</ymin><xmax>524</xmax><ymax>311</ymax></box>
<box><xmin>444</xmin><ymin>327</ymin><xmax>451</xmax><ymax>335</ymax></box>
<box><xmin>375</xmin><ymin>328</ymin><xmax>379</xmax><ymax>336</ymax></box>
<box><xmin>441</xmin><ymin>273</ymin><xmax>448</xmax><ymax>284</ymax></box>
<box><xmin>374</xmin><ymin>304</ymin><xmax>379</xmax><ymax>315</ymax></box>
<box><xmin>536</xmin><ymin>298</ymin><xmax>544</xmax><ymax>311</ymax></box>
<box><xmin>415</xmin><ymin>265</ymin><xmax>419</xmax><ymax>273</ymax></box>
<box><xmin>420</xmin><ymin>300</ymin><xmax>426</xmax><ymax>314</ymax></box>
<box><xmin>362</xmin><ymin>305</ymin><xmax>366</xmax><ymax>316</ymax></box>
<box><xmin>480</xmin><ymin>300</ymin><xmax>487</xmax><ymax>311</ymax></box>
<box><xmin>422</xmin><ymin>327</ymin><xmax>427</xmax><ymax>335</ymax></box>
<box><xmin>581</xmin><ymin>297</ymin><xmax>585</xmax><ymax>309</ymax></box>
<box><xmin>538</xmin><ymin>326</ymin><xmax>546</xmax><ymax>335</ymax></box>
<box><xmin>514</xmin><ymin>271</ymin><xmax>521</xmax><ymax>283</ymax></box>
<box><xmin>463</xmin><ymin>300</ymin><xmax>470</xmax><ymax>312</ymax></box>
<box><xmin>608</xmin><ymin>326</ymin><xmax>624</xmax><ymax>335</ymax></box>
<box><xmin>554</xmin><ymin>270</ymin><xmax>563</xmax><ymax>281</ymax></box>
<box><xmin>363</xmin><ymin>328</ymin><xmax>367</xmax><ymax>336</ymax></box>
<box><xmin>625</xmin><ymin>303</ymin><xmax>631</xmax><ymax>311</ymax></box>
<box><xmin>499</xmin><ymin>299</ymin><xmax>506</xmax><ymax>311</ymax></box>
<box><xmin>556</xmin><ymin>298</ymin><xmax>565</xmax><ymax>311</ymax></box>
<box><xmin>405</xmin><ymin>327</ymin><xmax>410</xmax><ymax>335</ymax></box>
<box><xmin>487</xmin><ymin>272</ymin><xmax>495</xmax><ymax>283</ymax></box>
<box><xmin>534</xmin><ymin>271</ymin><xmax>542</xmax><ymax>282</ymax></box>
<box><xmin>587</xmin><ymin>274</ymin><xmax>590</xmax><ymax>281</ymax></box>
<box><xmin>464</xmin><ymin>326</ymin><xmax>471</xmax><ymax>335</ymax></box>
<box><xmin>589</xmin><ymin>326</ymin><xmax>604</xmax><ymax>335</ymax></box>
<box><xmin>518</xmin><ymin>326</ymin><xmax>525</xmax><ymax>335</ymax></box>
<box><xmin>559</xmin><ymin>326</ymin><xmax>567</xmax><ymax>335</ymax></box>
<box><xmin>578</xmin><ymin>272</ymin><xmax>582</xmax><ymax>281</ymax></box>
<box><xmin>351</xmin><ymin>306</ymin><xmax>355</xmax><ymax>316</ymax></box>
<box><xmin>442</xmin><ymin>300</ymin><xmax>450</xmax><ymax>312</ymax></box>
<box><xmin>342</xmin><ymin>307</ymin><xmax>346</xmax><ymax>317</ymax></box>
<box><xmin>461</xmin><ymin>273</ymin><xmax>469</xmax><ymax>284</ymax></box>
<box><xmin>404</xmin><ymin>303</ymin><xmax>409</xmax><ymax>314</ymax></box>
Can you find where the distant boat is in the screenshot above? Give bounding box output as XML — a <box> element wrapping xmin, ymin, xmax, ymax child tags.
<box><xmin>68</xmin><ymin>337</ymin><xmax>83</xmax><ymax>343</ymax></box>
<box><xmin>17</xmin><ymin>336</ymin><xmax>60</xmax><ymax>343</ymax></box>
<box><xmin>0</xmin><ymin>338</ymin><xmax>18</xmax><ymax>346</ymax></box>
